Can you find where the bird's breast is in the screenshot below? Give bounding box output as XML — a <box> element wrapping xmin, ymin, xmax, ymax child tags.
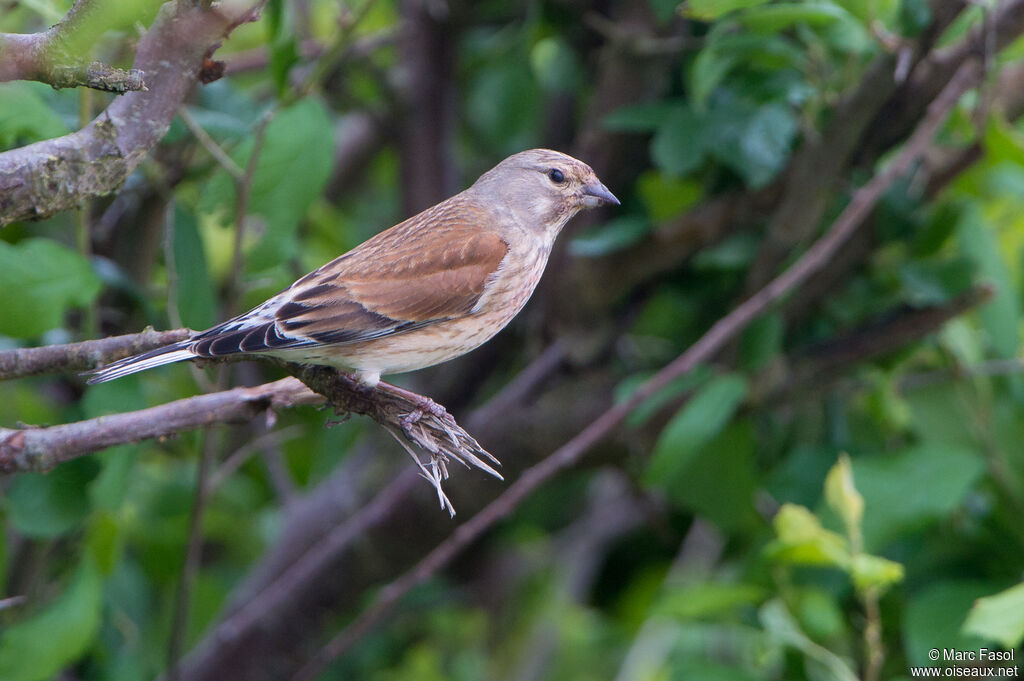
<box><xmin>472</xmin><ymin>238</ymin><xmax>551</xmax><ymax>325</ymax></box>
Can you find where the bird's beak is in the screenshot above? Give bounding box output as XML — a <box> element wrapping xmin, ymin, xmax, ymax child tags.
<box><xmin>581</xmin><ymin>182</ymin><xmax>620</xmax><ymax>208</ymax></box>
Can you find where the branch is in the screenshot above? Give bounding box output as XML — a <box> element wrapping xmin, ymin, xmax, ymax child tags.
<box><xmin>767</xmin><ymin>283</ymin><xmax>996</xmax><ymax>401</ymax></box>
<box><xmin>0</xmin><ymin>349</ymin><xmax>500</xmax><ymax>514</ymax></box>
<box><xmin>0</xmin><ymin>0</ymin><xmax>147</xmax><ymax>92</ymax></box>
<box><xmin>0</xmin><ymin>0</ymin><xmax>267</xmax><ymax>226</ymax></box>
<box><xmin>0</xmin><ymin>327</ymin><xmax>192</xmax><ymax>381</ymax></box>
<box><xmin>0</xmin><ymin>378</ymin><xmax>320</xmax><ymax>474</ymax></box>
<box><xmin>291</xmin><ymin>60</ymin><xmax>982</xmax><ymax>681</ymax></box>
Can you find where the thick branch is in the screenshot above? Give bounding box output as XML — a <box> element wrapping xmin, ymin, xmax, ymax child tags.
<box><xmin>0</xmin><ymin>0</ymin><xmax>265</xmax><ymax>226</ymax></box>
<box><xmin>0</xmin><ymin>327</ymin><xmax>192</xmax><ymax>381</ymax></box>
<box><xmin>0</xmin><ymin>0</ymin><xmax>147</xmax><ymax>92</ymax></box>
<box><xmin>0</xmin><ymin>378</ymin><xmax>320</xmax><ymax>473</ymax></box>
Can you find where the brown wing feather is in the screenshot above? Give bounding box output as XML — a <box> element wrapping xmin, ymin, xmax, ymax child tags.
<box><xmin>275</xmin><ymin>199</ymin><xmax>509</xmax><ymax>346</ymax></box>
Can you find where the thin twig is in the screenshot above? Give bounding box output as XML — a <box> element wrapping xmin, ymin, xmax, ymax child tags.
<box><xmin>179</xmin><ymin>107</ymin><xmax>244</xmax><ymax>181</ymax></box>
<box><xmin>209</xmin><ymin>425</ymin><xmax>305</xmax><ymax>491</ymax></box>
<box><xmin>225</xmin><ymin>110</ymin><xmax>275</xmax><ymax>319</ymax></box>
<box><xmin>0</xmin><ymin>595</ymin><xmax>26</xmax><ymax>611</ymax></box>
<box><xmin>0</xmin><ymin>327</ymin><xmax>193</xmax><ymax>381</ymax></box>
<box><xmin>223</xmin><ymin>30</ymin><xmax>396</xmax><ymax>76</ymax></box>
<box><xmin>289</xmin><ymin>59</ymin><xmax>982</xmax><ymax>681</ymax></box>
<box><xmin>291</xmin><ymin>0</ymin><xmax>380</xmax><ymax>100</ymax></box>
<box><xmin>167</xmin><ymin>430</ymin><xmax>219</xmax><ymax>680</ymax></box>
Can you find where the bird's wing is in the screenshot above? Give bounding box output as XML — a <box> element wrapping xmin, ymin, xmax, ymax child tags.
<box><xmin>189</xmin><ymin>201</ymin><xmax>510</xmax><ymax>357</ymax></box>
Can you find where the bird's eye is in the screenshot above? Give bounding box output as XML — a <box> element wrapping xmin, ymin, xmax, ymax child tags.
<box><xmin>548</xmin><ymin>168</ymin><xmax>565</xmax><ymax>184</ymax></box>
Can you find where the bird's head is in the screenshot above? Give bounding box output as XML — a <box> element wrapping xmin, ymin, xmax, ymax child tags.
<box><xmin>472</xmin><ymin>149</ymin><xmax>619</xmax><ymax>237</ymax></box>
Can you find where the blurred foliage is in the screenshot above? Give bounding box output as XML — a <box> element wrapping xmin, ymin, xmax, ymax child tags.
<box><xmin>2</xmin><ymin>0</ymin><xmax>1024</xmax><ymax>680</ymax></box>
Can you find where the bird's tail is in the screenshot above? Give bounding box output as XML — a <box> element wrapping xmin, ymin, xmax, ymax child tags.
<box><xmin>85</xmin><ymin>341</ymin><xmax>194</xmax><ymax>384</ymax></box>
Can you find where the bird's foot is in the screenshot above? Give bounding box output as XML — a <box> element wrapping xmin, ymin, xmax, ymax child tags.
<box><xmin>383</xmin><ymin>383</ymin><xmax>448</xmax><ymax>425</ymax></box>
<box><xmin>400</xmin><ymin>398</ymin><xmax>447</xmax><ymax>429</ymax></box>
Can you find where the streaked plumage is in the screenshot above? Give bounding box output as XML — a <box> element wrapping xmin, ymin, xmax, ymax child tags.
<box><xmin>87</xmin><ymin>149</ymin><xmax>618</xmax><ymax>386</ymax></box>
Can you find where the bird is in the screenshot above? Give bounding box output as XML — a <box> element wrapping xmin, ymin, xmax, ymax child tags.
<box><xmin>86</xmin><ymin>149</ymin><xmax>618</xmax><ymax>387</ymax></box>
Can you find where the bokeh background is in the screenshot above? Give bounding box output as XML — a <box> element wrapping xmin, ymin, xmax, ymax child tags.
<box><xmin>2</xmin><ymin>1</ymin><xmax>1024</xmax><ymax>680</ymax></box>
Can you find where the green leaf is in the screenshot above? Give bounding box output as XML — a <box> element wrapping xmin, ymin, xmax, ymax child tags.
<box><xmin>824</xmin><ymin>454</ymin><xmax>864</xmax><ymax>537</ymax></box>
<box><xmin>652</xmin><ymin>106</ymin><xmax>707</xmax><ymax>176</ymax></box>
<box><xmin>766</xmin><ymin>503</ymin><xmax>849</xmax><ymax>566</ymax></box>
<box><xmin>904</xmin><ymin>581</ymin><xmax>994</xmax><ymax>666</ymax></box>
<box><xmin>569</xmin><ymin>217</ymin><xmax>651</xmax><ymax>257</ymax></box>
<box><xmin>0</xmin><ymin>83</ymin><xmax>69</xmax><ymax>150</ymax></box>
<box><xmin>899</xmin><ymin>0</ymin><xmax>932</xmax><ymax>36</ymax></box>
<box><xmin>530</xmin><ymin>37</ymin><xmax>582</xmax><ymax>93</ymax></box>
<box><xmin>664</xmin><ymin>421</ymin><xmax>761</xmax><ymax>531</ymax></box>
<box><xmin>983</xmin><ymin>111</ymin><xmax>1024</xmax><ymax>168</ymax></box>
<box><xmin>619</xmin><ymin>367</ymin><xmax>713</xmax><ymax>428</ymax></box>
<box><xmin>739</xmin><ymin>312</ymin><xmax>783</xmax><ymax>371</ymax></box>
<box><xmin>736</xmin><ymin>3</ymin><xmax>851</xmax><ymax>33</ymax></box>
<box><xmin>269</xmin><ymin>37</ymin><xmax>299</xmax><ymax>97</ymax></box>
<box><xmin>0</xmin><ymin>238</ymin><xmax>102</xmax><ymax>338</ymax></box>
<box><xmin>683</xmin><ymin>0</ymin><xmax>770</xmax><ymax>21</ymax></box>
<box><xmin>201</xmin><ymin>98</ymin><xmax>335</xmax><ymax>272</ymax></box>
<box><xmin>907</xmin><ymin>383</ymin><xmax>977</xmax><ymax>449</ymax></box>
<box><xmin>172</xmin><ymin>205</ymin><xmax>217</xmax><ymax>330</ymax></box>
<box><xmin>6</xmin><ymin>458</ymin><xmax>101</xmax><ymax>538</ymax></box>
<box><xmin>688</xmin><ymin>94</ymin><xmax>796</xmax><ymax>188</ymax></box>
<box><xmin>88</xmin><ymin>446</ymin><xmax>139</xmax><ymax>512</ymax></box>
<box><xmin>690</xmin><ymin>45</ymin><xmax>738</xmax><ymax>108</ymax></box>
<box><xmin>957</xmin><ymin>205</ymin><xmax>1020</xmax><ymax>358</ymax></box>
<box><xmin>759</xmin><ymin>599</ymin><xmax>859</xmax><ymax>681</ymax></box>
<box><xmin>657</xmin><ymin>582</ymin><xmax>767</xmax><ymax>620</ymax></box>
<box><xmin>636</xmin><ymin>171</ymin><xmax>702</xmax><ymax>222</ymax></box>
<box><xmin>851</xmin><ymin>444</ymin><xmax>986</xmax><ymax>551</ymax></box>
<box><xmin>603</xmin><ymin>101</ymin><xmax>678</xmax><ymax>132</ymax></box>
<box><xmin>963</xmin><ymin>583</ymin><xmax>1024</xmax><ymax>649</ymax></box>
<box><xmin>669</xmin><ymin>660</ymin><xmax>761</xmax><ymax>681</ymax></box>
<box><xmin>0</xmin><ymin>558</ymin><xmax>103</xmax><ymax>681</ymax></box>
<box><xmin>897</xmin><ymin>258</ymin><xmax>975</xmax><ymax>306</ymax></box>
<box><xmin>692</xmin><ymin>232</ymin><xmax>759</xmax><ymax>270</ymax></box>
<box><xmin>913</xmin><ymin>202</ymin><xmax>961</xmax><ymax>256</ymax></box>
<box><xmin>768</xmin><ymin>445</ymin><xmax>842</xmax><ymax>508</ymax></box>
<box><xmin>849</xmin><ymin>553</ymin><xmax>904</xmax><ymax>592</ymax></box>
<box><xmin>646</xmin><ymin>373</ymin><xmax>749</xmax><ymax>483</ymax></box>
<box><xmin>86</xmin><ymin>511</ymin><xmax>123</xmax><ymax>575</ymax></box>
<box><xmin>736</xmin><ymin>102</ymin><xmax>797</xmax><ymax>188</ymax></box>
<box><xmin>795</xmin><ymin>587</ymin><xmax>846</xmax><ymax>641</ymax></box>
